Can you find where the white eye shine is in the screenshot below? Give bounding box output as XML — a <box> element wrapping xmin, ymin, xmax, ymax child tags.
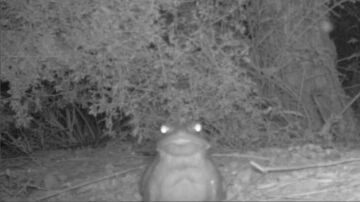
<box><xmin>160</xmin><ymin>125</ymin><xmax>170</xmax><ymax>134</ymax></box>
<box><xmin>194</xmin><ymin>123</ymin><xmax>202</xmax><ymax>132</ymax></box>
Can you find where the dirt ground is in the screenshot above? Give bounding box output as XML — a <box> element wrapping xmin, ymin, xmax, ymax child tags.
<box><xmin>1</xmin><ymin>139</ymin><xmax>360</xmax><ymax>201</ymax></box>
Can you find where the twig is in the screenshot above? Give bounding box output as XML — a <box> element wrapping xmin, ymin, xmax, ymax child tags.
<box><xmin>212</xmin><ymin>152</ymin><xmax>271</xmax><ymax>161</ymax></box>
<box><xmin>282</xmin><ymin>188</ymin><xmax>333</xmax><ymax>199</ymax></box>
<box><xmin>250</xmin><ymin>158</ymin><xmax>360</xmax><ymax>173</ymax></box>
<box><xmin>0</xmin><ymin>185</ymin><xmax>12</xmax><ymax>195</ymax></box>
<box><xmin>34</xmin><ymin>165</ymin><xmax>145</xmax><ymax>201</ymax></box>
<box><xmin>318</xmin><ymin>90</ymin><xmax>360</xmax><ymax>138</ymax></box>
<box><xmin>339</xmin><ymin>90</ymin><xmax>360</xmax><ymax>116</ymax></box>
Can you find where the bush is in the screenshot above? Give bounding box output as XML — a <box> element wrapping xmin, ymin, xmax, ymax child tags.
<box><xmin>0</xmin><ymin>0</ymin><xmax>273</xmax><ymax>155</ymax></box>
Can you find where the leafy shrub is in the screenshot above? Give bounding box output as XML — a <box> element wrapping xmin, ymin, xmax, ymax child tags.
<box><xmin>0</xmin><ymin>0</ymin><xmax>277</xmax><ymax>154</ymax></box>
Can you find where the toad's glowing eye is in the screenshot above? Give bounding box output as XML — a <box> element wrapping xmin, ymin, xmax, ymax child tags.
<box><xmin>160</xmin><ymin>125</ymin><xmax>171</xmax><ymax>134</ymax></box>
<box><xmin>193</xmin><ymin>123</ymin><xmax>202</xmax><ymax>132</ymax></box>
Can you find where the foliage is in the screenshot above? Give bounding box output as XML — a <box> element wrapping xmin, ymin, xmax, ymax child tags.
<box><xmin>4</xmin><ymin>0</ymin><xmax>354</xmax><ymax>155</ymax></box>
<box><xmin>0</xmin><ymin>0</ymin><xmax>265</xmax><ymax>153</ymax></box>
